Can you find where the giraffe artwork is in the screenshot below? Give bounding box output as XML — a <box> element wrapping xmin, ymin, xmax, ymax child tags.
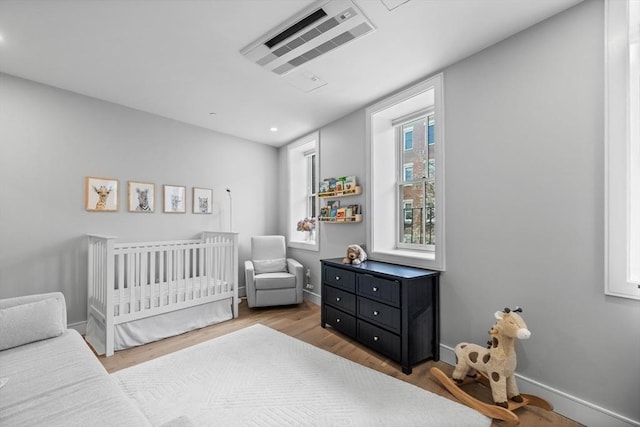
<box><xmin>452</xmin><ymin>307</ymin><xmax>531</xmax><ymax>408</ymax></box>
<box><xmin>93</xmin><ymin>185</ymin><xmax>113</xmax><ymax>210</ymax></box>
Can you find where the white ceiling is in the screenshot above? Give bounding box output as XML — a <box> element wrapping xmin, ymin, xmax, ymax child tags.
<box><xmin>0</xmin><ymin>0</ymin><xmax>583</xmax><ymax>146</ymax></box>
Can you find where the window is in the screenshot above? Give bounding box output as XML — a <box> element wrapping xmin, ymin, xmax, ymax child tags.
<box><xmin>403</xmin><ymin>163</ymin><xmax>414</xmax><ymax>181</ymax></box>
<box><xmin>398</xmin><ymin>114</ymin><xmax>435</xmax><ymax>249</ymax></box>
<box><xmin>366</xmin><ymin>74</ymin><xmax>445</xmax><ymax>270</ymax></box>
<box><xmin>287</xmin><ymin>132</ymin><xmax>319</xmax><ymax>251</ymax></box>
<box><xmin>404</xmin><ymin>126</ymin><xmax>414</xmax><ymax>150</ymax></box>
<box><xmin>605</xmin><ymin>0</ymin><xmax>640</xmax><ymax>299</ymax></box>
<box><xmin>306</xmin><ymin>152</ymin><xmax>317</xmax><ymax>219</ymax></box>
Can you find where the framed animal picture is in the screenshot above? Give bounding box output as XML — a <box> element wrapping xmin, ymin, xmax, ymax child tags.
<box><xmin>192</xmin><ymin>187</ymin><xmax>213</xmax><ymax>214</ymax></box>
<box><xmin>128</xmin><ymin>181</ymin><xmax>155</xmax><ymax>213</ymax></box>
<box><xmin>163</xmin><ymin>184</ymin><xmax>186</xmax><ymax>213</ymax></box>
<box><xmin>85</xmin><ymin>176</ymin><xmax>119</xmax><ymax>212</ymax></box>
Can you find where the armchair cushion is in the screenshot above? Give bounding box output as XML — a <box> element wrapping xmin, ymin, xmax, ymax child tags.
<box><xmin>252</xmin><ymin>258</ymin><xmax>287</xmax><ymax>274</ymax></box>
<box><xmin>254</xmin><ymin>272</ymin><xmax>297</xmax><ymax>290</ymax></box>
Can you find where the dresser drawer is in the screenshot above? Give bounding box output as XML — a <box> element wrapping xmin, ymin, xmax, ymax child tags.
<box><xmin>324</xmin><ymin>305</ymin><xmax>356</xmax><ymax>337</ymax></box>
<box><xmin>324</xmin><ymin>265</ymin><xmax>355</xmax><ymax>292</ymax></box>
<box><xmin>325</xmin><ymin>286</ymin><xmax>356</xmax><ymax>315</ymax></box>
<box><xmin>357</xmin><ymin>274</ymin><xmax>400</xmax><ymax>307</ymax></box>
<box><xmin>357</xmin><ymin>320</ymin><xmax>401</xmax><ymax>361</ymax></box>
<box><xmin>357</xmin><ymin>297</ymin><xmax>401</xmax><ymax>334</ymax></box>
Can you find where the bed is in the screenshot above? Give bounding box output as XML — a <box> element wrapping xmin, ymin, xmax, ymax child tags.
<box><xmin>85</xmin><ymin>231</ymin><xmax>238</xmax><ymax>356</ymax></box>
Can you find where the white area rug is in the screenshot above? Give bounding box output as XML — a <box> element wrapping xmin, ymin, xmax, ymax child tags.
<box><xmin>112</xmin><ymin>324</ymin><xmax>490</xmax><ymax>427</ymax></box>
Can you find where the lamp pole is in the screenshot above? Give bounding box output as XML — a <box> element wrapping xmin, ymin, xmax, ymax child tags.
<box><xmin>226</xmin><ymin>188</ymin><xmax>232</xmax><ymax>231</ymax></box>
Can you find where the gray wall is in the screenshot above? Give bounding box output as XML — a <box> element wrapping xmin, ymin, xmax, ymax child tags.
<box><xmin>443</xmin><ymin>0</ymin><xmax>638</xmax><ymax>422</ymax></box>
<box><xmin>284</xmin><ymin>108</ymin><xmax>368</xmax><ymax>298</ymax></box>
<box><xmin>0</xmin><ymin>73</ymin><xmax>280</xmax><ymax>324</ymax></box>
<box><xmin>282</xmin><ymin>1</ymin><xmax>639</xmax><ymax>424</ymax></box>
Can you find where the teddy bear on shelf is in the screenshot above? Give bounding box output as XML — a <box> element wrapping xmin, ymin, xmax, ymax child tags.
<box><xmin>342</xmin><ymin>244</ymin><xmax>367</xmax><ymax>265</ymax></box>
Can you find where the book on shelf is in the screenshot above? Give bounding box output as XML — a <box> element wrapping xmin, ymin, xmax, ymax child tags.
<box><xmin>319</xmin><ymin>175</ymin><xmax>358</xmax><ymax>196</ymax></box>
<box><xmin>343</xmin><ymin>176</ymin><xmax>357</xmax><ymax>193</ymax></box>
<box><xmin>336</xmin><ymin>208</ymin><xmax>346</xmax><ymax>222</ymax></box>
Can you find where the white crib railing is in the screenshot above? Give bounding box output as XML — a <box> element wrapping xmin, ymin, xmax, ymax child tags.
<box><xmin>87</xmin><ymin>231</ymin><xmax>238</xmax><ymax>356</ymax></box>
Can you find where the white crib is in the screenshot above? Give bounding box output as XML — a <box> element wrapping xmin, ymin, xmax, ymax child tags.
<box><xmin>86</xmin><ymin>231</ymin><xmax>238</xmax><ymax>356</ymax></box>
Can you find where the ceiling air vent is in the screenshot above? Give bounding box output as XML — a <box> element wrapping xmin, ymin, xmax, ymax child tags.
<box><xmin>241</xmin><ymin>0</ymin><xmax>375</xmax><ymax>75</ymax></box>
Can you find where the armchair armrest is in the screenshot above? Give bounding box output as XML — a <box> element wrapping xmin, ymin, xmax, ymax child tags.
<box><xmin>244</xmin><ymin>260</ymin><xmax>255</xmax><ymax>282</ymax></box>
<box><xmin>244</xmin><ymin>260</ymin><xmax>256</xmax><ymax>307</ymax></box>
<box><xmin>287</xmin><ymin>259</ymin><xmax>304</xmax><ymax>302</ymax></box>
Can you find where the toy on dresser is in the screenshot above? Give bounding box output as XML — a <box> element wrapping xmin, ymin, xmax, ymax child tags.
<box><xmin>342</xmin><ymin>244</ymin><xmax>367</xmax><ymax>265</ymax></box>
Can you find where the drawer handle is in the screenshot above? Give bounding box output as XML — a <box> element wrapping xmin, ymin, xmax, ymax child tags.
<box><xmin>335</xmin><ymin>276</ymin><xmax>340</xmax><ymax>281</ymax></box>
<box><xmin>373</xmin><ymin>336</ymin><xmax>379</xmax><ymax>342</ymax></box>
<box><xmin>336</xmin><ymin>297</ymin><xmax>341</xmax><ymax>302</ymax></box>
<box><xmin>373</xmin><ymin>310</ymin><xmax>379</xmax><ymax>316</ymax></box>
<box><xmin>336</xmin><ymin>318</ymin><xmax>341</xmax><ymax>323</ymax></box>
<box><xmin>372</xmin><ymin>286</ymin><xmax>378</xmax><ymax>292</ymax></box>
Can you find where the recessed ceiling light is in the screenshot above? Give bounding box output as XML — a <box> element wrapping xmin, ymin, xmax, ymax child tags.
<box><xmin>270</xmin><ymin>127</ymin><xmax>278</xmax><ymax>132</ymax></box>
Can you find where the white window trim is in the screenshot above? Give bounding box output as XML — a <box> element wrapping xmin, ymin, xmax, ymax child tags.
<box><xmin>288</xmin><ymin>132</ymin><xmax>319</xmax><ymax>251</ymax></box>
<box><xmin>605</xmin><ymin>0</ymin><xmax>640</xmax><ymax>299</ymax></box>
<box><xmin>366</xmin><ymin>73</ymin><xmax>445</xmax><ymax>270</ymax></box>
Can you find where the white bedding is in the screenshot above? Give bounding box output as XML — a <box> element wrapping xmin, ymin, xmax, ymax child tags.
<box><xmin>0</xmin><ymin>330</ymin><xmax>150</xmax><ymax>426</ymax></box>
<box><xmin>113</xmin><ymin>298</ymin><xmax>233</xmax><ymax>350</ymax></box>
<box><xmin>86</xmin><ymin>298</ymin><xmax>233</xmax><ymax>354</ymax></box>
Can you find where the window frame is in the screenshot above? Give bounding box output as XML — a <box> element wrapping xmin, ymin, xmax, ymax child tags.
<box><xmin>287</xmin><ymin>132</ymin><xmax>319</xmax><ymax>251</ymax></box>
<box><xmin>365</xmin><ymin>73</ymin><xmax>445</xmax><ymax>270</ymax></box>
<box><xmin>604</xmin><ymin>0</ymin><xmax>639</xmax><ymax>299</ymax></box>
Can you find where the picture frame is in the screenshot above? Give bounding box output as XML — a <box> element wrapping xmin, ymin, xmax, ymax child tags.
<box><xmin>192</xmin><ymin>187</ymin><xmax>213</xmax><ymax>214</ymax></box>
<box><xmin>85</xmin><ymin>176</ymin><xmax>118</xmax><ymax>212</ymax></box>
<box><xmin>128</xmin><ymin>181</ymin><xmax>155</xmax><ymax>213</ymax></box>
<box><xmin>163</xmin><ymin>185</ymin><xmax>186</xmax><ymax>213</ymax></box>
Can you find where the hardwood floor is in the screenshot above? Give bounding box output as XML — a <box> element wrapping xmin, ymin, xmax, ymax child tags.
<box><xmin>97</xmin><ymin>300</ymin><xmax>583</xmax><ymax>427</ymax></box>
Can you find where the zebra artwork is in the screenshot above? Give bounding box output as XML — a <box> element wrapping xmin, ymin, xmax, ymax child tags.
<box><xmin>136</xmin><ymin>188</ymin><xmax>151</xmax><ymax>211</ymax></box>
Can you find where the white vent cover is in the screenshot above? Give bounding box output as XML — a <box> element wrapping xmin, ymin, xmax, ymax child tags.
<box><xmin>241</xmin><ymin>0</ymin><xmax>375</xmax><ymax>75</ymax></box>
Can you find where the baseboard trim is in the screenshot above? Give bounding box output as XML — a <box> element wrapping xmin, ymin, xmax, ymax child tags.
<box><xmin>439</xmin><ymin>344</ymin><xmax>639</xmax><ymax>427</ymax></box>
<box><xmin>303</xmin><ymin>289</ymin><xmax>321</xmax><ymax>306</ymax></box>
<box><xmin>68</xmin><ymin>320</ymin><xmax>86</xmax><ymax>335</ymax></box>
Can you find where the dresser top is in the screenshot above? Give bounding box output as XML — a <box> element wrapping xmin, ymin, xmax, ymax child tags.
<box><xmin>321</xmin><ymin>258</ymin><xmax>440</xmax><ymax>280</ymax></box>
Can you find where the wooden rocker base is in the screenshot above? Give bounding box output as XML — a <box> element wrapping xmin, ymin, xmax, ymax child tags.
<box><xmin>430</xmin><ymin>367</ymin><xmax>553</xmax><ymax>425</ymax></box>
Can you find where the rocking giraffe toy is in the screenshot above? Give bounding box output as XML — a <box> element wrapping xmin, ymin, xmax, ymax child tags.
<box><xmin>430</xmin><ymin>307</ymin><xmax>552</xmax><ymax>425</ymax></box>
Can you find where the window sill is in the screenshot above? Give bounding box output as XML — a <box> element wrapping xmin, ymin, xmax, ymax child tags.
<box><xmin>288</xmin><ymin>240</ymin><xmax>319</xmax><ymax>252</ymax></box>
<box><xmin>370</xmin><ymin>248</ymin><xmax>443</xmax><ymax>271</ymax></box>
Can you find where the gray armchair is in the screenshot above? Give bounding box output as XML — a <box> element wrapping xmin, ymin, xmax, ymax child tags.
<box><xmin>244</xmin><ymin>235</ymin><xmax>304</xmax><ymax>308</ymax></box>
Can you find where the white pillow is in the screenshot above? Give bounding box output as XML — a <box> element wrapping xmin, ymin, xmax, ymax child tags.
<box><xmin>252</xmin><ymin>258</ymin><xmax>287</xmax><ymax>274</ymax></box>
<box><xmin>0</xmin><ymin>297</ymin><xmax>65</xmax><ymax>351</ymax></box>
